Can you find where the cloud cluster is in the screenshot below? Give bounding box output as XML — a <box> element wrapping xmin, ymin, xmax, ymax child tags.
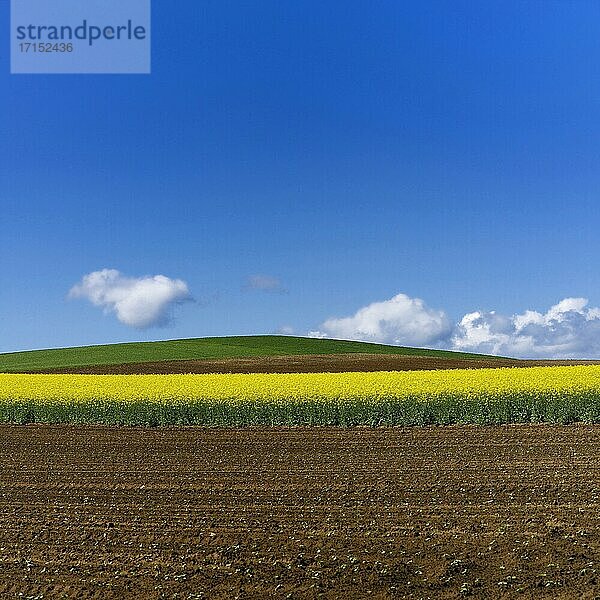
<box><xmin>452</xmin><ymin>298</ymin><xmax>600</xmax><ymax>358</ymax></box>
<box><xmin>69</xmin><ymin>269</ymin><xmax>191</xmax><ymax>329</ymax></box>
<box><xmin>311</xmin><ymin>293</ymin><xmax>600</xmax><ymax>359</ymax></box>
<box><xmin>68</xmin><ymin>268</ymin><xmax>600</xmax><ymax>358</ymax></box>
<box><xmin>310</xmin><ymin>293</ymin><xmax>452</xmax><ymax>347</ymax></box>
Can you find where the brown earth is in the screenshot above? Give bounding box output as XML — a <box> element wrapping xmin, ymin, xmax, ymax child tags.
<box><xmin>2</xmin><ymin>425</ymin><xmax>600</xmax><ymax>599</ymax></box>
<box><xmin>33</xmin><ymin>353</ymin><xmax>600</xmax><ymax>374</ymax></box>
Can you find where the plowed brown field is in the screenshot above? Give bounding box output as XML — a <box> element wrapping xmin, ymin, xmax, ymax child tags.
<box><xmin>2</xmin><ymin>425</ymin><xmax>600</xmax><ymax>599</ymax></box>
<box><xmin>34</xmin><ymin>353</ymin><xmax>600</xmax><ymax>374</ymax></box>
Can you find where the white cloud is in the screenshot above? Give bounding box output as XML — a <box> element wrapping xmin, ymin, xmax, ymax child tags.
<box><xmin>312</xmin><ymin>293</ymin><xmax>453</xmax><ymax>347</ymax></box>
<box><xmin>307</xmin><ymin>330</ymin><xmax>328</xmax><ymax>339</ymax></box>
<box><xmin>452</xmin><ymin>297</ymin><xmax>600</xmax><ymax>358</ymax></box>
<box><xmin>245</xmin><ymin>274</ymin><xmax>286</xmax><ymax>293</ymax></box>
<box><xmin>69</xmin><ymin>269</ymin><xmax>191</xmax><ymax>329</ymax></box>
<box><xmin>312</xmin><ymin>293</ymin><xmax>600</xmax><ymax>358</ymax></box>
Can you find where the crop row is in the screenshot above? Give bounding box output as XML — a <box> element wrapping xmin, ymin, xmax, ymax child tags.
<box><xmin>2</xmin><ymin>366</ymin><xmax>600</xmax><ymax>426</ymax></box>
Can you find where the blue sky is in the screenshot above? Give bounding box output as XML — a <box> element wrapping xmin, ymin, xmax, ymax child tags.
<box><xmin>3</xmin><ymin>1</ymin><xmax>600</xmax><ymax>357</ymax></box>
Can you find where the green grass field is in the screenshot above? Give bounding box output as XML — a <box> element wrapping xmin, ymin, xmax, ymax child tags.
<box><xmin>0</xmin><ymin>335</ymin><xmax>502</xmax><ymax>373</ymax></box>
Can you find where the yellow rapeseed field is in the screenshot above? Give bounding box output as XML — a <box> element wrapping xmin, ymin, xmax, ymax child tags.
<box><xmin>1</xmin><ymin>366</ymin><xmax>600</xmax><ymax>425</ymax></box>
<box><xmin>2</xmin><ymin>365</ymin><xmax>600</xmax><ymax>401</ymax></box>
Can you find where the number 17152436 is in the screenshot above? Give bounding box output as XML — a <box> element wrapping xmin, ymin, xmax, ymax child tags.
<box><xmin>19</xmin><ymin>42</ymin><xmax>74</xmax><ymax>53</ymax></box>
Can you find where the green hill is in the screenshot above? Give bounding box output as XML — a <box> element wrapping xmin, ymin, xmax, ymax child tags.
<box><xmin>0</xmin><ymin>335</ymin><xmax>503</xmax><ymax>373</ymax></box>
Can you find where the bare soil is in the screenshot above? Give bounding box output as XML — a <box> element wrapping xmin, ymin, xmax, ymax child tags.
<box><xmin>33</xmin><ymin>353</ymin><xmax>600</xmax><ymax>374</ymax></box>
<box><xmin>2</xmin><ymin>425</ymin><xmax>600</xmax><ymax>598</ymax></box>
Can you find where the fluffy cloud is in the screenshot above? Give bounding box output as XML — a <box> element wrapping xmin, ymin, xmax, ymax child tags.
<box><xmin>452</xmin><ymin>298</ymin><xmax>600</xmax><ymax>358</ymax></box>
<box><xmin>311</xmin><ymin>293</ymin><xmax>600</xmax><ymax>358</ymax></box>
<box><xmin>310</xmin><ymin>293</ymin><xmax>453</xmax><ymax>347</ymax></box>
<box><xmin>245</xmin><ymin>274</ymin><xmax>286</xmax><ymax>293</ymax></box>
<box><xmin>69</xmin><ymin>269</ymin><xmax>191</xmax><ymax>329</ymax></box>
